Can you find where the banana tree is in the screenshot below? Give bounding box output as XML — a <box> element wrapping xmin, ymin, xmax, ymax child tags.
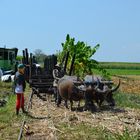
<box><xmin>58</xmin><ymin>34</ymin><xmax>109</xmax><ymax>78</ymax></box>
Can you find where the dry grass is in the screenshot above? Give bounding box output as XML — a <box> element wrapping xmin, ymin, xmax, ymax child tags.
<box><xmin>23</xmin><ymin>93</ymin><xmax>140</xmax><ymax>140</ymax></box>
<box><xmin>112</xmin><ymin>76</ymin><xmax>140</xmax><ymax>94</ymax></box>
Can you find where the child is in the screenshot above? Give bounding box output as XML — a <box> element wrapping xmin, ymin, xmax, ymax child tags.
<box><xmin>14</xmin><ymin>64</ymin><xmax>26</xmax><ymax>115</ymax></box>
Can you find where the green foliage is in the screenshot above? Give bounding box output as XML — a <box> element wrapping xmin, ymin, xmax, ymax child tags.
<box><xmin>58</xmin><ymin>34</ymin><xmax>109</xmax><ymax>77</ymax></box>
<box><xmin>16</xmin><ymin>55</ymin><xmax>23</xmax><ymax>61</ymax></box>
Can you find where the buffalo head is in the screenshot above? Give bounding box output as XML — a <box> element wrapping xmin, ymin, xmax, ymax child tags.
<box><xmin>95</xmin><ymin>79</ymin><xmax>121</xmax><ymax>107</ymax></box>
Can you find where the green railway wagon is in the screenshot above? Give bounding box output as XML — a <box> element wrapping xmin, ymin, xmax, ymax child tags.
<box><xmin>0</xmin><ymin>47</ymin><xmax>18</xmax><ymax>71</ymax></box>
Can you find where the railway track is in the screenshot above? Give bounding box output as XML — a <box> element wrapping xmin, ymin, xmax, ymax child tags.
<box><xmin>17</xmin><ymin>89</ymin><xmax>58</xmax><ymax>140</ymax></box>
<box><xmin>18</xmin><ymin>90</ymin><xmax>33</xmax><ymax>140</ymax></box>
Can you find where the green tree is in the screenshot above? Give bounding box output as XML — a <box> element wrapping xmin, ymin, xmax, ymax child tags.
<box><xmin>16</xmin><ymin>55</ymin><xmax>23</xmax><ymax>61</ymax></box>
<box><xmin>33</xmin><ymin>49</ymin><xmax>47</xmax><ymax>64</ymax></box>
<box><xmin>58</xmin><ymin>34</ymin><xmax>109</xmax><ymax>78</ymax></box>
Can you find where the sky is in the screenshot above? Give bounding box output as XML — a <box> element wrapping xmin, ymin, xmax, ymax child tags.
<box><xmin>0</xmin><ymin>0</ymin><xmax>140</xmax><ymax>62</ymax></box>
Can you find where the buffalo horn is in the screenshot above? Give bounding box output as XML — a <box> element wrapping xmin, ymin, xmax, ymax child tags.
<box><xmin>74</xmin><ymin>84</ymin><xmax>86</xmax><ymax>92</ymax></box>
<box><xmin>111</xmin><ymin>79</ymin><xmax>121</xmax><ymax>93</ymax></box>
<box><xmin>95</xmin><ymin>88</ymin><xmax>108</xmax><ymax>94</ymax></box>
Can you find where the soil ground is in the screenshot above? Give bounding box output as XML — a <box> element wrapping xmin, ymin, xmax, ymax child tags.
<box><xmin>23</xmin><ymin>76</ymin><xmax>140</xmax><ymax>139</ymax></box>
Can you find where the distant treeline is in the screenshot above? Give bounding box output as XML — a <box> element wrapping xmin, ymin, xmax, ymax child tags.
<box><xmin>99</xmin><ymin>62</ymin><xmax>140</xmax><ymax>70</ymax></box>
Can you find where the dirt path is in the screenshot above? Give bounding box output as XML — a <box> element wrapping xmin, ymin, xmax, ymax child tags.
<box><xmin>23</xmin><ymin>93</ymin><xmax>140</xmax><ymax>140</ymax></box>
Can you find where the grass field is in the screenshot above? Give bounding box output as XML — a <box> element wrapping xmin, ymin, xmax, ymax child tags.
<box><xmin>93</xmin><ymin>68</ymin><xmax>140</xmax><ymax>76</ymax></box>
<box><xmin>92</xmin><ymin>62</ymin><xmax>140</xmax><ymax>76</ymax></box>
<box><xmin>99</xmin><ymin>62</ymin><xmax>140</xmax><ymax>70</ymax></box>
<box><xmin>115</xmin><ymin>92</ymin><xmax>140</xmax><ymax>109</ymax></box>
<box><xmin>105</xmin><ymin>69</ymin><xmax>140</xmax><ymax>75</ymax></box>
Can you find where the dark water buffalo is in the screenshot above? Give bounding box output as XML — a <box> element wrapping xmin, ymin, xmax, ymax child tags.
<box><xmin>96</xmin><ymin>79</ymin><xmax>120</xmax><ymax>107</ymax></box>
<box><xmin>56</xmin><ymin>74</ymin><xmax>120</xmax><ymax>112</ymax></box>
<box><xmin>84</xmin><ymin>75</ymin><xmax>120</xmax><ymax>107</ymax></box>
<box><xmin>57</xmin><ymin>76</ymin><xmax>86</xmax><ymax>110</ymax></box>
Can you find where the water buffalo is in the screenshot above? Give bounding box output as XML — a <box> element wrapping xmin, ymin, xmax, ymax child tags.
<box><xmin>55</xmin><ymin>73</ymin><xmax>120</xmax><ymax>111</ymax></box>
<box><xmin>57</xmin><ymin>76</ymin><xmax>86</xmax><ymax>110</ymax></box>
<box><xmin>84</xmin><ymin>75</ymin><xmax>120</xmax><ymax>107</ymax></box>
<box><xmin>96</xmin><ymin>79</ymin><xmax>120</xmax><ymax>107</ymax></box>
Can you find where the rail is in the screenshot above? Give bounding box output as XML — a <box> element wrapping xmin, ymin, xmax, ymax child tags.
<box><xmin>17</xmin><ymin>90</ymin><xmax>34</xmax><ymax>140</ymax></box>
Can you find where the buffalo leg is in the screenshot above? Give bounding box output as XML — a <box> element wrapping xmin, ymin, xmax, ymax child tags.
<box><xmin>106</xmin><ymin>96</ymin><xmax>115</xmax><ymax>107</ymax></box>
<box><xmin>77</xmin><ymin>101</ymin><xmax>80</xmax><ymax>108</ymax></box>
<box><xmin>98</xmin><ymin>94</ymin><xmax>104</xmax><ymax>107</ymax></box>
<box><xmin>99</xmin><ymin>99</ymin><xmax>104</xmax><ymax>107</ymax></box>
<box><xmin>53</xmin><ymin>87</ymin><xmax>57</xmax><ymax>103</ymax></box>
<box><xmin>70</xmin><ymin>99</ymin><xmax>73</xmax><ymax>110</ymax></box>
<box><xmin>56</xmin><ymin>91</ymin><xmax>62</xmax><ymax>107</ymax></box>
<box><xmin>83</xmin><ymin>100</ymin><xmax>88</xmax><ymax>111</ymax></box>
<box><xmin>64</xmin><ymin>100</ymin><xmax>69</xmax><ymax>109</ymax></box>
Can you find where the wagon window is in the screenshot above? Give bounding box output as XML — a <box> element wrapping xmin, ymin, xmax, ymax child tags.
<box><xmin>0</xmin><ymin>52</ymin><xmax>3</xmax><ymax>60</ymax></box>
<box><xmin>9</xmin><ymin>52</ymin><xmax>14</xmax><ymax>64</ymax></box>
<box><xmin>4</xmin><ymin>52</ymin><xmax>8</xmax><ymax>60</ymax></box>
